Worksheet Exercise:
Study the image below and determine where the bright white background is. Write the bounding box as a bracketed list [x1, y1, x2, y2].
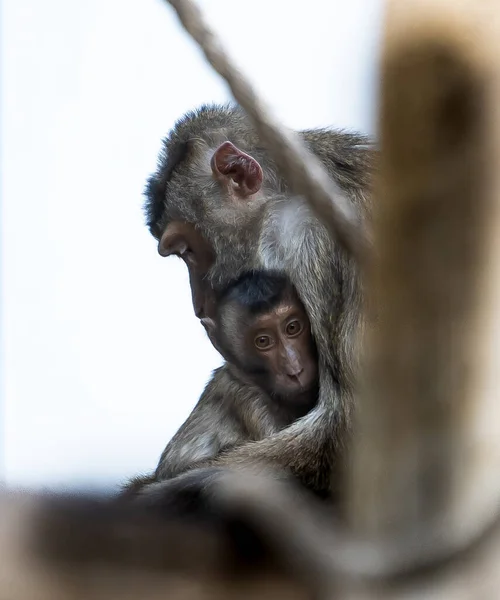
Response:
[0, 0, 383, 490]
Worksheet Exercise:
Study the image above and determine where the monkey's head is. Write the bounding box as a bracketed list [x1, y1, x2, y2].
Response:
[207, 271, 318, 403]
[144, 105, 283, 318]
[145, 105, 271, 236]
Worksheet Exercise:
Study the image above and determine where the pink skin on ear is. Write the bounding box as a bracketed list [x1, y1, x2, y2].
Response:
[211, 141, 263, 198]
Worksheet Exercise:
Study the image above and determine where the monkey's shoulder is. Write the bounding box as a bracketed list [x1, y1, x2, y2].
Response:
[258, 196, 337, 277]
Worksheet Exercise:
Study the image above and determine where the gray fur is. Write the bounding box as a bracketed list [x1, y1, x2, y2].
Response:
[155, 365, 281, 480]
[142, 104, 375, 496]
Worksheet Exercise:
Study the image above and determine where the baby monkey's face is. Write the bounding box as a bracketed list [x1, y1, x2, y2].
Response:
[203, 283, 319, 403]
[243, 299, 318, 400]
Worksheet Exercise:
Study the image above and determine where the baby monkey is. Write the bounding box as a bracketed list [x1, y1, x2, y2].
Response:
[149, 271, 319, 483]
[205, 270, 318, 419]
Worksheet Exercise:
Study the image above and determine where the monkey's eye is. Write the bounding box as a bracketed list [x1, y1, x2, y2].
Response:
[254, 335, 273, 350]
[285, 320, 302, 337]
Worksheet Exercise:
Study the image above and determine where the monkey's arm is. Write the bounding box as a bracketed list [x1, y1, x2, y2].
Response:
[154, 365, 251, 481]
[206, 363, 345, 492]
[123, 365, 280, 496]
[211, 411, 341, 495]
[141, 370, 344, 505]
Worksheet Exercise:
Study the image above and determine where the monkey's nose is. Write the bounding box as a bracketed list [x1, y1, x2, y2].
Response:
[286, 367, 303, 380]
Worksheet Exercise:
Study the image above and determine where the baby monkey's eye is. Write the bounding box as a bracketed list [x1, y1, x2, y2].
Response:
[254, 335, 273, 350]
[285, 320, 302, 336]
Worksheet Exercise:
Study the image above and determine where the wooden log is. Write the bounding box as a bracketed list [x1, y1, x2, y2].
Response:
[0, 485, 318, 600]
[348, 0, 500, 574]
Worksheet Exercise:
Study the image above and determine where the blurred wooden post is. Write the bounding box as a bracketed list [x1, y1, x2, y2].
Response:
[348, 0, 500, 574]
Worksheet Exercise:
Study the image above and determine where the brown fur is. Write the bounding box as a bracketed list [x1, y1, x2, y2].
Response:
[140, 106, 375, 497]
[2, 6, 496, 599]
[129, 273, 317, 487]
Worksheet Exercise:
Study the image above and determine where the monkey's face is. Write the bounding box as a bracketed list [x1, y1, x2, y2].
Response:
[156, 139, 271, 317]
[156, 135, 273, 279]
[243, 303, 318, 401]
[158, 222, 216, 320]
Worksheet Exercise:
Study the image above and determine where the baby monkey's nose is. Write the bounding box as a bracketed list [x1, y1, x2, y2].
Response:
[286, 367, 304, 380]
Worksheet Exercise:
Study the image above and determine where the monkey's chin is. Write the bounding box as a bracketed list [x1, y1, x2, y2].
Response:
[277, 382, 315, 400]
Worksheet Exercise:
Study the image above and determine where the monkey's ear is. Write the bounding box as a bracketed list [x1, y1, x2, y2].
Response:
[211, 141, 263, 197]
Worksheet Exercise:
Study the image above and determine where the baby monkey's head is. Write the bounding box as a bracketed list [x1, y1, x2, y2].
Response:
[203, 271, 318, 403]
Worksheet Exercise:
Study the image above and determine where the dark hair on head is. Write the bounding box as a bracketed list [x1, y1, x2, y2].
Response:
[218, 270, 294, 316]
[143, 103, 249, 237]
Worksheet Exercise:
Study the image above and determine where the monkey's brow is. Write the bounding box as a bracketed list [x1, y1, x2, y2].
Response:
[186, 136, 207, 145]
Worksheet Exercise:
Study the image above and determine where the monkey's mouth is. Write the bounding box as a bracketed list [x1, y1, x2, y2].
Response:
[279, 375, 314, 394]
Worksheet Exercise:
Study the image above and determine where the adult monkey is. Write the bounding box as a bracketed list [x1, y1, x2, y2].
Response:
[137, 104, 374, 500]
